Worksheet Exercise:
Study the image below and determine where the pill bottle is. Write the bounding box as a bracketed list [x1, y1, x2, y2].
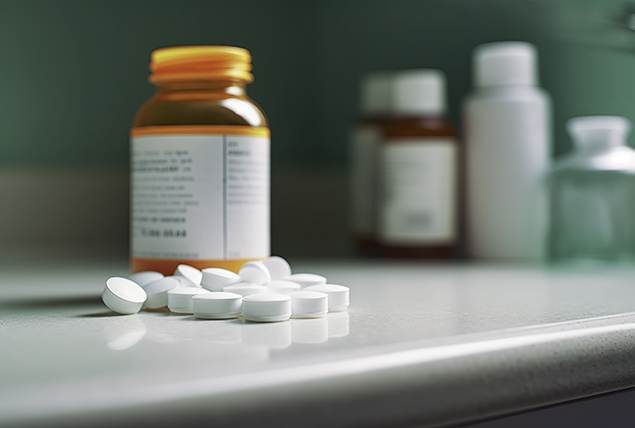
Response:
[377, 69, 458, 258]
[463, 42, 551, 261]
[550, 116, 635, 263]
[130, 46, 270, 275]
[350, 72, 392, 256]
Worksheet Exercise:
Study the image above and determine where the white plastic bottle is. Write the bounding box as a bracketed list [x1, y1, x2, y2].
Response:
[464, 41, 551, 260]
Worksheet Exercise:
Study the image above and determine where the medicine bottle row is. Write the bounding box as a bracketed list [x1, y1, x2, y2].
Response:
[350, 41, 551, 260]
[352, 41, 635, 264]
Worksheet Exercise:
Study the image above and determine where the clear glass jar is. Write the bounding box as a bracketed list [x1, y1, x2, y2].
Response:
[549, 116, 635, 263]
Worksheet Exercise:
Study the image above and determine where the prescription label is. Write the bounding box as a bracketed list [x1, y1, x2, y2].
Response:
[130, 126, 270, 261]
[379, 138, 457, 244]
[350, 125, 380, 235]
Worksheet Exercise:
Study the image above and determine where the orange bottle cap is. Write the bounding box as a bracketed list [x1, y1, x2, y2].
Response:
[149, 45, 254, 84]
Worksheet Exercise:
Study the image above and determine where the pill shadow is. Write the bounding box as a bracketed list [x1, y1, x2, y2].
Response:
[0, 295, 102, 310]
[183, 316, 244, 323]
[75, 310, 122, 318]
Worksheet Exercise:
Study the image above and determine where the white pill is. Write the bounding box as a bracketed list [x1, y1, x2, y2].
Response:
[238, 261, 271, 285]
[285, 273, 327, 288]
[263, 256, 292, 280]
[242, 293, 291, 323]
[265, 280, 301, 295]
[289, 291, 328, 318]
[143, 277, 181, 309]
[102, 277, 147, 315]
[304, 284, 350, 311]
[170, 275, 191, 288]
[201, 267, 241, 292]
[192, 292, 243, 319]
[173, 264, 203, 288]
[127, 271, 164, 287]
[223, 282, 267, 297]
[167, 287, 209, 314]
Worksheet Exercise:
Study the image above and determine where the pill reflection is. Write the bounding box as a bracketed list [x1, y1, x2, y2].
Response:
[103, 316, 147, 350]
[241, 321, 292, 349]
[291, 318, 328, 344]
[101, 310, 349, 354]
[327, 311, 350, 338]
[191, 321, 242, 345]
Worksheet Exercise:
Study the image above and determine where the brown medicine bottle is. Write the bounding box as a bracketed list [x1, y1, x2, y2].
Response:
[131, 46, 270, 275]
[350, 72, 392, 256]
[377, 69, 458, 258]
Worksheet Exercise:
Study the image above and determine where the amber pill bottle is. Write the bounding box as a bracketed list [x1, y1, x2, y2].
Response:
[130, 46, 270, 274]
[350, 72, 392, 256]
[377, 70, 458, 259]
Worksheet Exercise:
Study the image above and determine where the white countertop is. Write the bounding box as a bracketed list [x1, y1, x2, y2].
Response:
[2, 251, 635, 427]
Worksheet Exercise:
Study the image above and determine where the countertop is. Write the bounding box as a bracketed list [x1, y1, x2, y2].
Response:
[2, 251, 635, 427]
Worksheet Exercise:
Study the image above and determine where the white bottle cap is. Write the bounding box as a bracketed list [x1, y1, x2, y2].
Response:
[192, 292, 243, 319]
[567, 116, 631, 150]
[289, 291, 328, 318]
[474, 41, 538, 87]
[391, 69, 446, 116]
[359, 72, 393, 116]
[242, 293, 291, 322]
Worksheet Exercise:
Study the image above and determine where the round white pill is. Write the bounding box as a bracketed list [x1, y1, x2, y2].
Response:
[143, 277, 181, 309]
[289, 291, 328, 318]
[263, 256, 292, 280]
[201, 267, 241, 292]
[265, 280, 301, 295]
[173, 264, 203, 288]
[102, 277, 147, 315]
[127, 271, 164, 287]
[242, 293, 291, 322]
[238, 261, 271, 285]
[223, 282, 267, 297]
[192, 292, 243, 319]
[167, 287, 209, 314]
[286, 273, 327, 288]
[304, 284, 350, 311]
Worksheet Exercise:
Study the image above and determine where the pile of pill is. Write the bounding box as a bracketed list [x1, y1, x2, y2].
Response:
[101, 256, 349, 322]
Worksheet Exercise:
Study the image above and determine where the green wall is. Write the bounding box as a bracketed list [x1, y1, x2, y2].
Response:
[1, 0, 635, 168]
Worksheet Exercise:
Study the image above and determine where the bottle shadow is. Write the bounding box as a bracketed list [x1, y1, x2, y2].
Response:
[0, 295, 102, 310]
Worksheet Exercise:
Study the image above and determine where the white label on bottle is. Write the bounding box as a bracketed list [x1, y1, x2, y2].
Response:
[131, 134, 270, 260]
[350, 125, 380, 235]
[379, 138, 457, 244]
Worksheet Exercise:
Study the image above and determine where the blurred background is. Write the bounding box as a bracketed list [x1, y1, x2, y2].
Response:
[2, 0, 635, 258]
